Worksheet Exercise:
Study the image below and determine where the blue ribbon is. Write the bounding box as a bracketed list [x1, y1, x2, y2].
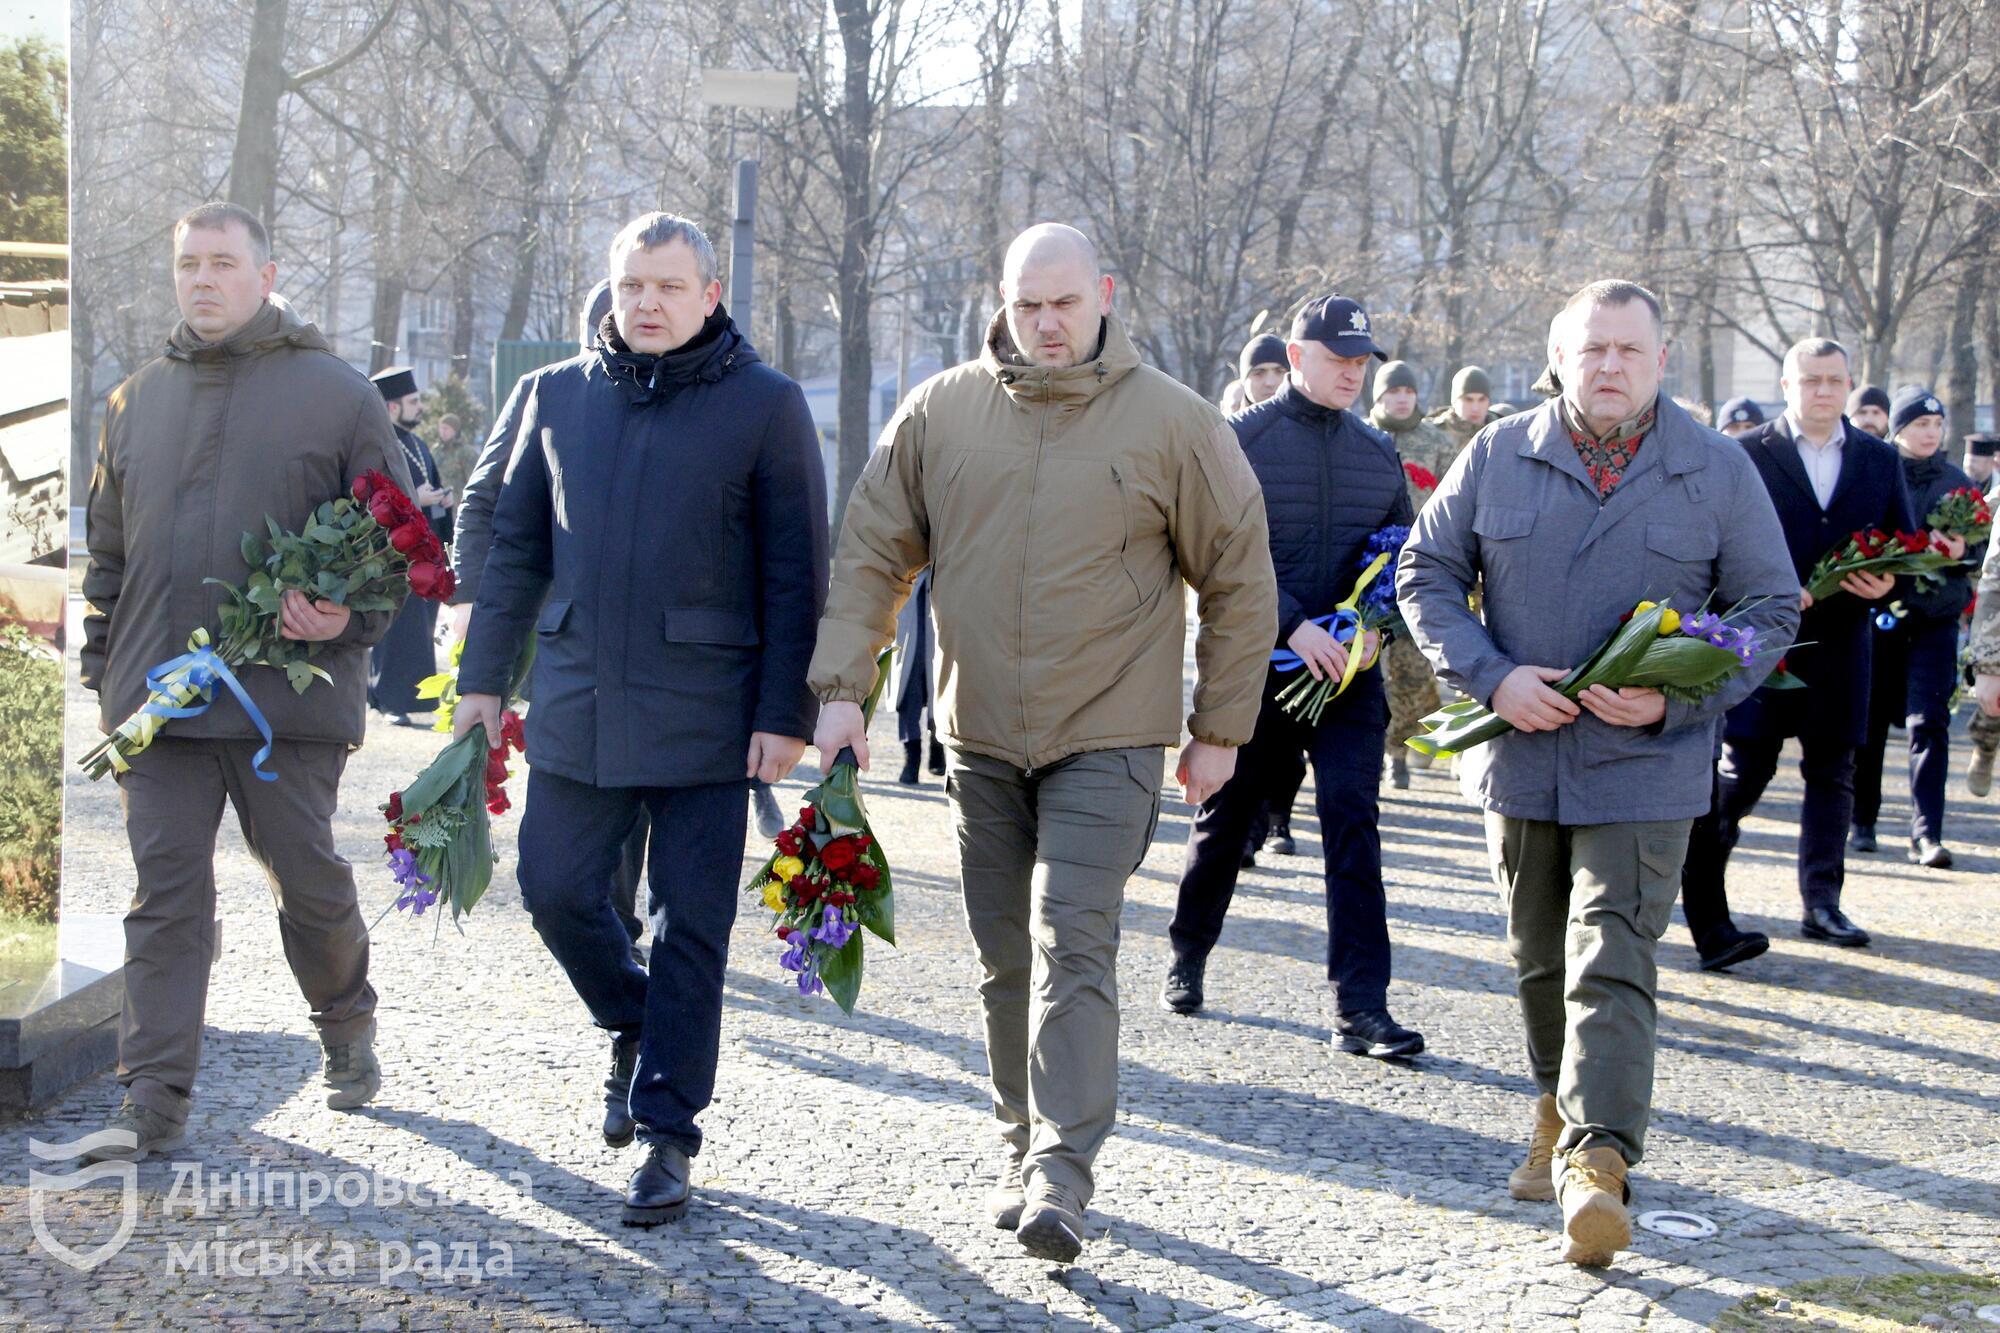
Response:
[1271, 611, 1360, 672]
[143, 646, 279, 781]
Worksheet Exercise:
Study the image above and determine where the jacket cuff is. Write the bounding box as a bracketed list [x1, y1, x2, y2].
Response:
[1187, 712, 1253, 749]
[1466, 655, 1517, 709]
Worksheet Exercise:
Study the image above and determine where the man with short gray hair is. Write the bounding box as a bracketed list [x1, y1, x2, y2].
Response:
[456, 211, 829, 1227]
[1399, 279, 1797, 1266]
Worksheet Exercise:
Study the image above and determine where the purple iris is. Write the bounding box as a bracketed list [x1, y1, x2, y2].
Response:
[1682, 612, 1721, 639]
[812, 905, 857, 949]
[778, 935, 825, 995]
[389, 848, 436, 914]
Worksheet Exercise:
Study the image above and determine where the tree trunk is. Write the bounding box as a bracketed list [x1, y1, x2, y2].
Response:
[831, 0, 878, 529]
[1945, 266, 1985, 453]
[226, 0, 289, 226]
[451, 259, 476, 379]
[369, 275, 405, 374]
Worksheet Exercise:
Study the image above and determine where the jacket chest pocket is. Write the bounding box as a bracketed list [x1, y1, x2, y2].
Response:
[1473, 503, 1538, 602]
[1040, 457, 1146, 611]
[1643, 522, 1719, 607]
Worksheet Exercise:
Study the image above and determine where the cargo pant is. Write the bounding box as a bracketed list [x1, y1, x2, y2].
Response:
[948, 746, 1163, 1209]
[1486, 813, 1691, 1165]
[115, 736, 377, 1124]
[1384, 635, 1441, 753]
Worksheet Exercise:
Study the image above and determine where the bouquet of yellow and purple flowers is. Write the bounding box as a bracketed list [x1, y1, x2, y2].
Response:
[1407, 597, 1798, 757]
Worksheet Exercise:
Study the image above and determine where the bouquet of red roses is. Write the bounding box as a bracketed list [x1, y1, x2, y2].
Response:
[1804, 528, 1955, 603]
[1928, 487, 1992, 546]
[375, 636, 534, 928]
[79, 470, 454, 781]
[747, 649, 895, 1014]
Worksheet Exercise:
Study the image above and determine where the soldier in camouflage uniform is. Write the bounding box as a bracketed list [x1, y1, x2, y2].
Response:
[1425, 365, 1495, 454]
[1967, 502, 2000, 795]
[1369, 360, 1459, 787]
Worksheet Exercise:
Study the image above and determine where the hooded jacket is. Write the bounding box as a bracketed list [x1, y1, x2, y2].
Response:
[808, 310, 1277, 770]
[81, 299, 413, 745]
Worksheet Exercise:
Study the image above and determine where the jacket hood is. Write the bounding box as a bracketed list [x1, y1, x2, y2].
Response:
[593, 305, 757, 401]
[981, 308, 1140, 408]
[166, 298, 329, 361]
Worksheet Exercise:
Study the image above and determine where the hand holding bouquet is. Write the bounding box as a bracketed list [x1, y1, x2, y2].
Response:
[1407, 597, 1797, 756]
[80, 470, 454, 781]
[1927, 487, 1991, 547]
[1804, 528, 1955, 603]
[374, 636, 534, 930]
[1273, 525, 1407, 725]
[748, 649, 895, 1014]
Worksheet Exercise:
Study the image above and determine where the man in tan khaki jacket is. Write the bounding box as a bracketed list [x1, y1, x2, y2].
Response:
[809, 224, 1276, 1264]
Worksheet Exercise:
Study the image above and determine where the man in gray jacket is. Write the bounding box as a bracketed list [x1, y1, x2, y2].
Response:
[1398, 280, 1797, 1266]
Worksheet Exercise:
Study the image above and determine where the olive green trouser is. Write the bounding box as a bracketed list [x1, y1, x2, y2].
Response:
[115, 736, 377, 1124]
[1485, 812, 1690, 1165]
[947, 746, 1164, 1209]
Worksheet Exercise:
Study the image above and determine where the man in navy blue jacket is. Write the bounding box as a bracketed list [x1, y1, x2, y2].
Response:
[456, 213, 828, 1226]
[1160, 295, 1424, 1060]
[1682, 338, 1915, 952]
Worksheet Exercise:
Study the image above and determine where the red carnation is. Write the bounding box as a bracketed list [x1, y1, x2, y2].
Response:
[500, 710, 526, 752]
[384, 791, 403, 822]
[820, 837, 859, 875]
[850, 863, 880, 890]
[486, 750, 510, 782]
[776, 925, 796, 940]
[487, 790, 511, 815]
[1403, 461, 1439, 492]
[793, 874, 822, 904]
[827, 889, 856, 907]
[384, 829, 404, 853]
[774, 829, 802, 856]
[798, 804, 817, 826]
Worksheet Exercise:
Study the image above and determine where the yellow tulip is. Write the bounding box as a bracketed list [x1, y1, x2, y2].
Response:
[1657, 608, 1681, 636]
[761, 880, 785, 913]
[771, 855, 805, 882]
[1634, 600, 1657, 614]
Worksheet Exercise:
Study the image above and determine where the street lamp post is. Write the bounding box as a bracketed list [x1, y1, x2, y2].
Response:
[698, 69, 801, 340]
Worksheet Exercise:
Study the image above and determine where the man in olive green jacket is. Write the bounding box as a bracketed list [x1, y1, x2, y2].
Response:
[80, 204, 412, 1162]
[809, 224, 1276, 1264]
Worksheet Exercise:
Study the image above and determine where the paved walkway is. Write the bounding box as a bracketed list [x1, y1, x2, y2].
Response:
[4, 617, 1998, 1330]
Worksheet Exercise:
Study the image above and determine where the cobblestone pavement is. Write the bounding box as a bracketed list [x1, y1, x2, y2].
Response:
[4, 609, 1997, 1330]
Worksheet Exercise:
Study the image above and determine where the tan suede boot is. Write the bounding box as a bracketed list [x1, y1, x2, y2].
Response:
[1506, 1093, 1562, 1201]
[1555, 1145, 1631, 1266]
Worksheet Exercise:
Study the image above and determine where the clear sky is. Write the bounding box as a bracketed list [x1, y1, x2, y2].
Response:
[0, 0, 65, 46]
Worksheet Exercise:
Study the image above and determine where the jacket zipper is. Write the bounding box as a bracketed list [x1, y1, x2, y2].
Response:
[1018, 375, 1050, 773]
[1318, 414, 1333, 617]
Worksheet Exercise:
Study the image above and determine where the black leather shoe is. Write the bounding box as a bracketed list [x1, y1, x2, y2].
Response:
[1160, 954, 1205, 1014]
[1848, 825, 1878, 853]
[1336, 1009, 1425, 1059]
[1801, 906, 1870, 947]
[1909, 837, 1954, 869]
[897, 741, 922, 785]
[927, 738, 947, 776]
[1266, 821, 1297, 857]
[603, 1036, 639, 1147]
[1695, 924, 1770, 972]
[622, 1142, 691, 1226]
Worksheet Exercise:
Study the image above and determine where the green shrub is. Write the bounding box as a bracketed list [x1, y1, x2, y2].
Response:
[0, 625, 61, 923]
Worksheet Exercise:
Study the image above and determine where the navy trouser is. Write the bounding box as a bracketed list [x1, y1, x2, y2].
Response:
[1855, 613, 1958, 842]
[1172, 671, 1393, 1015]
[1685, 730, 1855, 912]
[516, 768, 747, 1156]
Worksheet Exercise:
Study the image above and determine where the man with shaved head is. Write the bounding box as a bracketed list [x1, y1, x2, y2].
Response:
[810, 221, 1277, 1264]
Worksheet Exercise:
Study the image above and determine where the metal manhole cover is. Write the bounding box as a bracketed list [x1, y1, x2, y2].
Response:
[1636, 1210, 1717, 1240]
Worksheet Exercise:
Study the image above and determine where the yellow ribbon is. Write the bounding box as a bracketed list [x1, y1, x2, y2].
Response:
[1330, 550, 1393, 699]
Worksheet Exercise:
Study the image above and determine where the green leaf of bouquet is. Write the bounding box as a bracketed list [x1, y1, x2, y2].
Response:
[862, 884, 895, 946]
[817, 933, 864, 1016]
[284, 659, 317, 694]
[450, 805, 493, 922]
[241, 533, 267, 567]
[415, 673, 454, 700]
[401, 729, 487, 816]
